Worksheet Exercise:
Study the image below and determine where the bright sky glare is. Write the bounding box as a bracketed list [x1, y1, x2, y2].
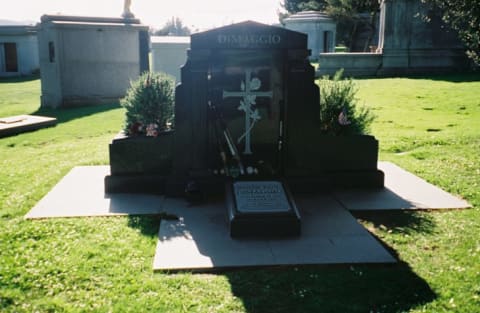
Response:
[3, 0, 284, 31]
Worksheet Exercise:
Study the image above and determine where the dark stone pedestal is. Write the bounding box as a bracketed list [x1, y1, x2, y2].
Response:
[104, 131, 173, 194]
[285, 135, 384, 191]
[226, 180, 301, 238]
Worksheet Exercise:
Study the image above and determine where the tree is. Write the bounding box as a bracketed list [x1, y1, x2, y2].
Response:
[283, 0, 327, 13]
[325, 0, 380, 51]
[422, 0, 480, 65]
[283, 0, 380, 51]
[153, 17, 191, 36]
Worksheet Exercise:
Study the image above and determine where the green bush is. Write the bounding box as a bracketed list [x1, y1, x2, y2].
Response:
[319, 69, 374, 135]
[121, 72, 175, 136]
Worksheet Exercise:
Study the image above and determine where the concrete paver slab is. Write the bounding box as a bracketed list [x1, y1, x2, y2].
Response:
[153, 195, 396, 271]
[25, 162, 471, 270]
[25, 166, 165, 219]
[334, 162, 471, 211]
[0, 115, 57, 138]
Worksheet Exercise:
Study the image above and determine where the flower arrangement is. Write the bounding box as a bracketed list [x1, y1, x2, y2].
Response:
[318, 69, 374, 135]
[121, 72, 175, 137]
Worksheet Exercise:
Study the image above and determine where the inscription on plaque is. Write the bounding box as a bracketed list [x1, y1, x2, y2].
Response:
[233, 181, 290, 213]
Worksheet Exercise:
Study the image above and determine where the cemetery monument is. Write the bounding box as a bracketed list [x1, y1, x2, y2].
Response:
[106, 21, 383, 237]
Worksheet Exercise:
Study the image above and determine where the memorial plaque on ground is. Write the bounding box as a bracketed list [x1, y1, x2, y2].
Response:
[226, 180, 301, 238]
[234, 181, 290, 213]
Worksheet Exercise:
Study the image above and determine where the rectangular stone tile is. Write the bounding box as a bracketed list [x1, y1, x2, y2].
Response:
[155, 206, 274, 270]
[153, 194, 395, 271]
[0, 115, 57, 138]
[25, 166, 165, 219]
[334, 162, 471, 211]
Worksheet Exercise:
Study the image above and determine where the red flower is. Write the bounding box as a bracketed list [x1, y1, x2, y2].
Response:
[146, 123, 159, 137]
[129, 122, 143, 135]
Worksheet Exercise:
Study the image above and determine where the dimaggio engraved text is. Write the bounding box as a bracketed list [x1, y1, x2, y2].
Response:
[217, 34, 281, 45]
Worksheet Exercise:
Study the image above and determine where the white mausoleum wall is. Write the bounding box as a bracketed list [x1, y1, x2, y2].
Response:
[0, 26, 39, 77]
[151, 36, 190, 82]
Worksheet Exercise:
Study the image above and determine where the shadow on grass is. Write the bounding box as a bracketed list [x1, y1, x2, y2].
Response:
[225, 262, 436, 313]
[31, 102, 121, 125]
[354, 71, 480, 83]
[224, 211, 437, 312]
[124, 199, 437, 312]
[395, 72, 480, 83]
[0, 74, 40, 83]
[127, 215, 163, 238]
[127, 213, 182, 238]
[136, 208, 437, 313]
[419, 72, 480, 83]
[352, 210, 436, 235]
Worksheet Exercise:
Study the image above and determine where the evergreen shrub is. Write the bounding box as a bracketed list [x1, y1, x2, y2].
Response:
[121, 72, 175, 136]
[319, 69, 374, 135]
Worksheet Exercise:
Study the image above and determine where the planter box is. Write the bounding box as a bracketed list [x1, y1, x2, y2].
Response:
[109, 131, 173, 175]
[105, 131, 174, 193]
[105, 132, 384, 194]
[285, 135, 384, 190]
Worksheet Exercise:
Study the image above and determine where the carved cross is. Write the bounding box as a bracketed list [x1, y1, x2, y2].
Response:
[222, 69, 273, 155]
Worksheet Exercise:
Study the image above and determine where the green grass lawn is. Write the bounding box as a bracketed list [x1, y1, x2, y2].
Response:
[1, 74, 479, 312]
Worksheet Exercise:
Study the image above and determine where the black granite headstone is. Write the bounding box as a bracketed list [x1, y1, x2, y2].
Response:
[170, 21, 317, 236]
[106, 21, 383, 204]
[171, 21, 320, 193]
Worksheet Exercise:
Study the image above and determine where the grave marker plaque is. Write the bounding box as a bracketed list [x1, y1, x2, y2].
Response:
[234, 181, 290, 213]
[226, 180, 301, 237]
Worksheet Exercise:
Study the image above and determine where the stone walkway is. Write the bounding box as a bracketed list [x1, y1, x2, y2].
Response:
[25, 162, 471, 271]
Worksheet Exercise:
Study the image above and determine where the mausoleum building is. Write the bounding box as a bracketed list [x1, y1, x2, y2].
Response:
[151, 36, 190, 82]
[38, 15, 149, 108]
[283, 11, 336, 60]
[0, 25, 39, 77]
[318, 0, 471, 76]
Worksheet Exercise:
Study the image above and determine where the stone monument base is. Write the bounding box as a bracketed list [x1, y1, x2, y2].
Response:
[0, 115, 57, 138]
[225, 180, 301, 238]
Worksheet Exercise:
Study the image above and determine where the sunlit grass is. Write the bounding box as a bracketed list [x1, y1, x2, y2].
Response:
[1, 74, 479, 312]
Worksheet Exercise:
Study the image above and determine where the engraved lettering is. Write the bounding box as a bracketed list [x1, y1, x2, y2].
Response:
[217, 34, 282, 46]
[234, 181, 290, 213]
